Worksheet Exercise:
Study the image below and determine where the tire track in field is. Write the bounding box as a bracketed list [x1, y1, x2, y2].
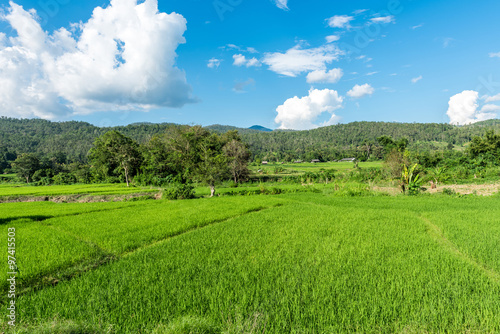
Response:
[1, 203, 143, 226]
[5, 204, 283, 301]
[121, 204, 283, 258]
[419, 215, 500, 283]
[1, 207, 135, 301]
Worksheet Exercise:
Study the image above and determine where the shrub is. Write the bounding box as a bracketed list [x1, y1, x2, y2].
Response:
[442, 188, 457, 196]
[52, 172, 77, 185]
[163, 183, 195, 200]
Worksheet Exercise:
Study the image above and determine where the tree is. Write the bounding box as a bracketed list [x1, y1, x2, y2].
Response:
[89, 131, 142, 186]
[469, 130, 500, 159]
[195, 134, 229, 197]
[223, 139, 250, 184]
[361, 140, 374, 160]
[12, 154, 40, 183]
[161, 125, 211, 182]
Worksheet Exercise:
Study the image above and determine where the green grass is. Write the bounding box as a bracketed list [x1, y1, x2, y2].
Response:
[0, 197, 283, 298]
[249, 161, 382, 176]
[4, 193, 500, 333]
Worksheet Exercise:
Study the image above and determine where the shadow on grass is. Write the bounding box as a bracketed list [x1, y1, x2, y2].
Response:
[0, 215, 53, 225]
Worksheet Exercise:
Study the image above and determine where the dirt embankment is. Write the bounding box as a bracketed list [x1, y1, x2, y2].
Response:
[373, 182, 500, 196]
[0, 192, 162, 204]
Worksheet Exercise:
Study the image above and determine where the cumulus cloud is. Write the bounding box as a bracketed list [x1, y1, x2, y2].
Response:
[0, 0, 193, 120]
[446, 90, 498, 125]
[275, 88, 343, 130]
[306, 68, 343, 84]
[347, 84, 374, 99]
[233, 54, 261, 67]
[325, 35, 340, 43]
[207, 58, 221, 68]
[370, 16, 395, 24]
[485, 93, 500, 103]
[273, 0, 289, 10]
[327, 15, 354, 29]
[480, 104, 500, 113]
[263, 44, 341, 77]
[411, 75, 423, 83]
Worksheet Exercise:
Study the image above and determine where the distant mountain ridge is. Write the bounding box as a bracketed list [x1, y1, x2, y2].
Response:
[248, 125, 273, 132]
[1, 117, 499, 161]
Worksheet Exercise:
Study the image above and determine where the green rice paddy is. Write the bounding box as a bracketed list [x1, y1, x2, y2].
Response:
[1, 189, 499, 333]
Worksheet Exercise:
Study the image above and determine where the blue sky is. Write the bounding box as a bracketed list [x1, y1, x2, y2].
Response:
[0, 0, 499, 129]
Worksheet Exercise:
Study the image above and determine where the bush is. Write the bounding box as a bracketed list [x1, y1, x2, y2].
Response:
[103, 176, 121, 184]
[442, 188, 457, 196]
[134, 173, 174, 187]
[53, 172, 77, 185]
[163, 183, 195, 200]
[36, 176, 53, 186]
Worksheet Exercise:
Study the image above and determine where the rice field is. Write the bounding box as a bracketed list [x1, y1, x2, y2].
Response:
[1, 191, 500, 333]
[250, 161, 382, 175]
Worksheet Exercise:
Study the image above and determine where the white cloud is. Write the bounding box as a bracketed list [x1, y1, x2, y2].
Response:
[489, 52, 500, 58]
[327, 15, 354, 29]
[347, 84, 374, 99]
[411, 75, 423, 83]
[353, 9, 368, 15]
[246, 58, 261, 67]
[306, 68, 343, 84]
[370, 16, 395, 24]
[325, 35, 340, 43]
[233, 54, 261, 67]
[0, 0, 193, 120]
[366, 71, 379, 76]
[446, 90, 498, 125]
[233, 54, 247, 66]
[480, 104, 500, 113]
[263, 44, 341, 77]
[207, 58, 221, 69]
[273, 0, 289, 10]
[485, 93, 500, 103]
[411, 24, 424, 30]
[223, 44, 258, 54]
[275, 88, 343, 130]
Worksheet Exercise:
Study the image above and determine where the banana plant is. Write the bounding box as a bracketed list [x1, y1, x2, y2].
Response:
[401, 163, 423, 195]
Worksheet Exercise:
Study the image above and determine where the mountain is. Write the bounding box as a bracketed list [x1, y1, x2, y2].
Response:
[1, 117, 500, 162]
[248, 125, 273, 132]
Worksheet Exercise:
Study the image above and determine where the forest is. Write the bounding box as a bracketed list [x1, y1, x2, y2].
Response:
[1, 117, 500, 195]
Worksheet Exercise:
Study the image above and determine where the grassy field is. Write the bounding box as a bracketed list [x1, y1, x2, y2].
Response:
[249, 161, 382, 175]
[1, 191, 499, 333]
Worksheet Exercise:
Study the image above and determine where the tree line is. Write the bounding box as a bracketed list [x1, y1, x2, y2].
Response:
[2, 117, 500, 164]
[7, 126, 250, 197]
